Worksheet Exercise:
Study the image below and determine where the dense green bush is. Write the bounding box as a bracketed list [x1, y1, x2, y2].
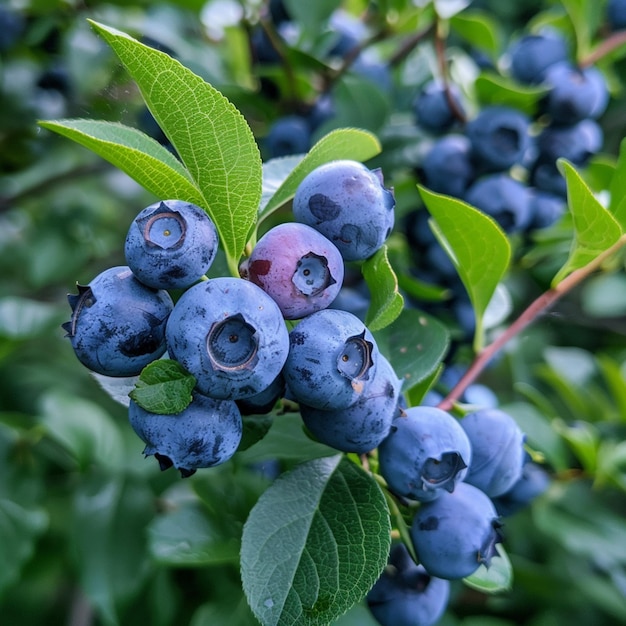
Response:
[1, 1, 625, 625]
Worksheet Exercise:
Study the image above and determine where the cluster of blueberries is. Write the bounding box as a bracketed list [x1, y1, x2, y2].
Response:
[63, 159, 395, 476]
[64, 155, 550, 626]
[404, 24, 612, 340]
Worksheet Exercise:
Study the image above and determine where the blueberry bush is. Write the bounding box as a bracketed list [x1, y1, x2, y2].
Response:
[2, 1, 626, 625]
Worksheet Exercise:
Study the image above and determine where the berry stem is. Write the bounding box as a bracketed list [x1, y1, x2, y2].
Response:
[438, 234, 626, 411]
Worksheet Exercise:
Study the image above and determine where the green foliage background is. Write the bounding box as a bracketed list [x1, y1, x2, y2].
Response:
[1, 0, 625, 625]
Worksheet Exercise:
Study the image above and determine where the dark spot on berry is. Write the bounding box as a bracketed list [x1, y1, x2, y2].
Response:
[419, 516, 440, 531]
[309, 193, 341, 222]
[250, 259, 272, 276]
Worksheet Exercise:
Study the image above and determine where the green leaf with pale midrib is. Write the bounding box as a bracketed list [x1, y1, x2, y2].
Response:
[259, 128, 382, 222]
[38, 120, 204, 205]
[417, 185, 511, 351]
[241, 455, 390, 626]
[552, 159, 623, 286]
[88, 20, 262, 267]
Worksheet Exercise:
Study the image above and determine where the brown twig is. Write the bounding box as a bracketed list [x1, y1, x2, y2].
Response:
[438, 234, 626, 411]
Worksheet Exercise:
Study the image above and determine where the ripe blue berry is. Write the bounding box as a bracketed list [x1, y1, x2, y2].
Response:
[129, 391, 242, 477]
[465, 174, 534, 233]
[367, 543, 450, 626]
[460, 408, 526, 497]
[63, 266, 173, 377]
[507, 30, 569, 84]
[299, 354, 402, 454]
[378, 406, 472, 502]
[413, 80, 465, 134]
[543, 62, 609, 124]
[466, 106, 531, 172]
[492, 458, 551, 517]
[124, 199, 219, 290]
[165, 277, 290, 400]
[283, 308, 380, 411]
[410, 481, 502, 580]
[421, 134, 475, 198]
[293, 160, 395, 262]
[243, 222, 344, 320]
[265, 115, 311, 158]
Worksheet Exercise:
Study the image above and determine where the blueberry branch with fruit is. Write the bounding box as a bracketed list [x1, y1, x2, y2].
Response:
[38, 4, 626, 625]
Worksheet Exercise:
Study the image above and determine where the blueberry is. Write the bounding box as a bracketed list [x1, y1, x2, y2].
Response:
[165, 277, 290, 400]
[243, 222, 344, 320]
[124, 200, 219, 290]
[528, 189, 567, 229]
[460, 408, 526, 497]
[283, 308, 380, 410]
[236, 373, 285, 416]
[367, 543, 450, 626]
[63, 266, 173, 377]
[410, 481, 502, 580]
[464, 173, 534, 233]
[306, 93, 336, 132]
[129, 391, 242, 476]
[265, 115, 312, 158]
[327, 9, 367, 57]
[462, 383, 499, 409]
[536, 118, 603, 165]
[466, 106, 531, 171]
[421, 134, 475, 198]
[492, 458, 551, 516]
[300, 354, 402, 454]
[507, 29, 569, 84]
[378, 406, 472, 502]
[543, 62, 609, 124]
[351, 52, 393, 92]
[413, 80, 465, 134]
[293, 160, 395, 262]
[0, 6, 25, 53]
[608, 0, 626, 30]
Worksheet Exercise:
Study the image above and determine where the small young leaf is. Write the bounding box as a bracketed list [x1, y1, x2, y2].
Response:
[241, 455, 391, 626]
[88, 21, 262, 267]
[552, 160, 623, 286]
[418, 185, 511, 351]
[129, 360, 196, 415]
[259, 128, 382, 221]
[362, 245, 404, 332]
[450, 10, 501, 58]
[373, 308, 450, 394]
[463, 544, 513, 593]
[38, 120, 204, 206]
[474, 72, 550, 116]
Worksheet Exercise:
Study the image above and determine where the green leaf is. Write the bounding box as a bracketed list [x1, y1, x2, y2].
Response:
[552, 160, 623, 286]
[374, 308, 450, 394]
[362, 246, 404, 332]
[553, 419, 599, 473]
[533, 480, 626, 564]
[284, 0, 341, 36]
[72, 475, 154, 626]
[241, 455, 391, 626]
[88, 20, 262, 267]
[608, 137, 626, 230]
[236, 413, 337, 464]
[0, 499, 48, 595]
[148, 499, 239, 566]
[316, 74, 391, 135]
[0, 296, 64, 340]
[449, 10, 501, 57]
[418, 185, 511, 350]
[474, 73, 550, 116]
[129, 359, 196, 415]
[260, 128, 382, 222]
[463, 544, 513, 594]
[38, 120, 204, 206]
[260, 156, 305, 214]
[39, 390, 125, 472]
